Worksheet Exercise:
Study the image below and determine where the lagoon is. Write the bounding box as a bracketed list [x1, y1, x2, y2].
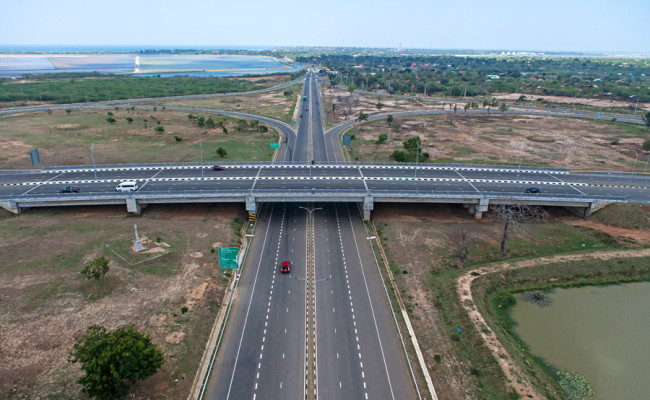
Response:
[510, 281, 650, 399]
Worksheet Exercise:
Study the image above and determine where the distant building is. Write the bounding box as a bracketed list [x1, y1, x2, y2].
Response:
[486, 74, 500, 80]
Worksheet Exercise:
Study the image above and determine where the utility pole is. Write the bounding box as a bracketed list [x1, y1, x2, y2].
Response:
[414, 142, 420, 178]
[516, 144, 525, 182]
[200, 141, 204, 178]
[628, 150, 638, 186]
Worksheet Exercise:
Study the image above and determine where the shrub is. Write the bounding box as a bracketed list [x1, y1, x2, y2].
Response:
[154, 126, 164, 133]
[80, 256, 110, 280]
[643, 139, 650, 151]
[181, 306, 188, 314]
[174, 136, 183, 142]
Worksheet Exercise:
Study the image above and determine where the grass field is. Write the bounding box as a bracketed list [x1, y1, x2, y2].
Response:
[0, 73, 299, 107]
[142, 82, 304, 124]
[0, 108, 279, 168]
[0, 204, 246, 398]
[371, 203, 650, 399]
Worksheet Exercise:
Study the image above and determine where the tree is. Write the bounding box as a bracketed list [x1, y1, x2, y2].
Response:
[490, 204, 547, 256]
[643, 139, 650, 151]
[69, 325, 164, 400]
[402, 136, 421, 152]
[80, 256, 110, 280]
[642, 111, 650, 130]
[331, 103, 336, 117]
[222, 127, 228, 134]
[154, 126, 164, 133]
[257, 125, 269, 133]
[386, 114, 394, 127]
[376, 133, 388, 144]
[105, 117, 116, 124]
[456, 229, 470, 265]
[125, 117, 133, 124]
[375, 101, 384, 111]
[500, 102, 508, 113]
[66, 109, 71, 114]
[107, 111, 113, 117]
[205, 117, 216, 129]
[357, 110, 369, 122]
[216, 147, 227, 158]
[196, 116, 205, 128]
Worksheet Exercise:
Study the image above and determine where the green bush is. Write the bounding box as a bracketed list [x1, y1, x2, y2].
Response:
[80, 256, 110, 280]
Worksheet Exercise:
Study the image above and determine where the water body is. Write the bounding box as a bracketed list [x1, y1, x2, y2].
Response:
[0, 54, 298, 77]
[510, 282, 650, 399]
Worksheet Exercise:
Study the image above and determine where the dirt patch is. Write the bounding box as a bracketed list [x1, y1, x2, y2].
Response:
[346, 113, 647, 170]
[0, 203, 244, 398]
[495, 92, 649, 111]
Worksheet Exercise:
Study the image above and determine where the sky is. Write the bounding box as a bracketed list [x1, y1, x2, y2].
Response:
[1, 0, 649, 53]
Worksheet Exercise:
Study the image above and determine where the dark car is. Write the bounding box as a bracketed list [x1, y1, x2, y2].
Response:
[58, 186, 80, 193]
[281, 260, 291, 273]
[525, 187, 541, 194]
[212, 165, 225, 171]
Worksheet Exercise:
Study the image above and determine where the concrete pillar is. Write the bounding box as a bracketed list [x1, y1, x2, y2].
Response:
[0, 200, 21, 214]
[363, 196, 374, 221]
[467, 204, 475, 214]
[474, 198, 489, 220]
[246, 196, 257, 218]
[126, 198, 141, 214]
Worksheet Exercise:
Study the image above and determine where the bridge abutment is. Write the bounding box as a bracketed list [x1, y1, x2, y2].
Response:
[474, 198, 490, 219]
[0, 200, 21, 214]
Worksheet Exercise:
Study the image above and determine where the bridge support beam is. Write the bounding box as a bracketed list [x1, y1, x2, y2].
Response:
[0, 200, 21, 214]
[363, 196, 374, 221]
[474, 198, 489, 220]
[126, 198, 141, 214]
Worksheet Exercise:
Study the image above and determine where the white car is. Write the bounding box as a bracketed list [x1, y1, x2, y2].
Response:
[115, 181, 139, 192]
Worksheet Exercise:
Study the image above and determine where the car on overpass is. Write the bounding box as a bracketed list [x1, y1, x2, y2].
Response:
[115, 181, 139, 192]
[58, 186, 80, 193]
[525, 187, 541, 194]
[212, 165, 225, 171]
[281, 260, 291, 273]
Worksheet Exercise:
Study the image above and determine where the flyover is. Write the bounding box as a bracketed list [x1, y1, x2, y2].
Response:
[1, 163, 647, 218]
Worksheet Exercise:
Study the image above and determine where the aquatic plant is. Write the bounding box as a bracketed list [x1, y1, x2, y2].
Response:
[519, 290, 552, 307]
[556, 370, 594, 400]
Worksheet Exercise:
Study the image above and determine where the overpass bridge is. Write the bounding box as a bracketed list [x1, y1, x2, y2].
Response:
[1, 162, 646, 219]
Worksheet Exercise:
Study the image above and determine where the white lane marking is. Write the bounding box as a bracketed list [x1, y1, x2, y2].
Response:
[19, 172, 65, 195]
[345, 203, 397, 399]
[138, 168, 164, 190]
[547, 171, 588, 195]
[453, 169, 480, 192]
[226, 204, 276, 400]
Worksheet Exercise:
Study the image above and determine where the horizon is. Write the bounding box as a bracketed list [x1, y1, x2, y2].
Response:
[2, 0, 649, 54]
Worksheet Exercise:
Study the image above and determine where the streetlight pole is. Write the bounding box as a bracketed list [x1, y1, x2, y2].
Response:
[90, 144, 97, 180]
[645, 153, 649, 173]
[414, 142, 420, 178]
[200, 141, 204, 178]
[516, 144, 524, 182]
[628, 150, 638, 186]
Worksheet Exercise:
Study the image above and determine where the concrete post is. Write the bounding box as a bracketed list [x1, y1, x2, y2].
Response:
[474, 198, 489, 219]
[126, 198, 141, 214]
[584, 202, 610, 218]
[0, 200, 21, 214]
[363, 196, 374, 221]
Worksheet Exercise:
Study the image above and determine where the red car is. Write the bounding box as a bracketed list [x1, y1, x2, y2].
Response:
[212, 165, 225, 171]
[281, 260, 291, 273]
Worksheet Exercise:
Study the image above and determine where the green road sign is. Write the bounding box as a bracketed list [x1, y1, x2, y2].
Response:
[219, 247, 239, 269]
[270, 142, 280, 149]
[290, 121, 297, 125]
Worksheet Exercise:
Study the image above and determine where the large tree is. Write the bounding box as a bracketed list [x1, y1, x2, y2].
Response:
[69, 325, 164, 399]
[490, 204, 547, 256]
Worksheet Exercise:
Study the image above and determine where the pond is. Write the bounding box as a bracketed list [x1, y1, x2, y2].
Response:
[510, 281, 650, 399]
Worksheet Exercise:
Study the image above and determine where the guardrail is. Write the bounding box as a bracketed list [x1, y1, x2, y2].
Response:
[1, 188, 626, 203]
[20, 161, 570, 173]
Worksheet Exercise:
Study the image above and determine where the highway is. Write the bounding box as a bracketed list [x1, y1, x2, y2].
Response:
[1, 71, 649, 400]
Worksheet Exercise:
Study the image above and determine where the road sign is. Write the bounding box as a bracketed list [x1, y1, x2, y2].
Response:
[342, 135, 352, 146]
[219, 247, 239, 269]
[249, 213, 256, 221]
[290, 121, 297, 125]
[270, 142, 280, 149]
[30, 149, 40, 166]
